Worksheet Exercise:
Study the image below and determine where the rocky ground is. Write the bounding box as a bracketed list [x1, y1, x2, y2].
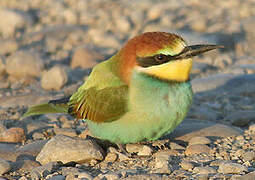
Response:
[0, 0, 254, 179]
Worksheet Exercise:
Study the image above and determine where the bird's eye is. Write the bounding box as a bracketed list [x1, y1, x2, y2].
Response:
[154, 54, 167, 62]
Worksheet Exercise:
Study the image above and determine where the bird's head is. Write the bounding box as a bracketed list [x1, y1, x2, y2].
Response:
[117, 32, 223, 83]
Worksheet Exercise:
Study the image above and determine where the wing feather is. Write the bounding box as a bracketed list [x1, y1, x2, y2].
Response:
[69, 85, 128, 123]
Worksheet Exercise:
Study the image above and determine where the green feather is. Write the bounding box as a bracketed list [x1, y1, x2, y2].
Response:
[23, 103, 68, 117]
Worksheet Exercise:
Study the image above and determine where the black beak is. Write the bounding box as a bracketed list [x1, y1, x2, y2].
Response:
[173, 44, 224, 60]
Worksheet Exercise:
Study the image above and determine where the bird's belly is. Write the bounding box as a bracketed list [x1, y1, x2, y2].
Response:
[87, 73, 192, 144]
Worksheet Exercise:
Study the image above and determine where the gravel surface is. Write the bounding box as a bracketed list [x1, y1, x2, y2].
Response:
[0, 0, 254, 179]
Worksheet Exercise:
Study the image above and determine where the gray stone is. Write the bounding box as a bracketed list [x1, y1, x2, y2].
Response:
[126, 144, 153, 156]
[153, 149, 179, 157]
[191, 73, 235, 93]
[36, 135, 104, 165]
[185, 144, 211, 156]
[137, 145, 153, 156]
[192, 74, 255, 96]
[189, 106, 219, 121]
[11, 159, 40, 172]
[152, 150, 171, 174]
[45, 175, 65, 180]
[167, 119, 242, 142]
[234, 171, 255, 180]
[104, 152, 118, 163]
[242, 151, 255, 162]
[97, 173, 119, 180]
[0, 143, 19, 161]
[6, 51, 44, 78]
[193, 166, 217, 174]
[218, 163, 248, 174]
[77, 172, 93, 179]
[224, 111, 255, 127]
[30, 162, 62, 180]
[0, 8, 33, 37]
[0, 158, 11, 175]
[41, 66, 68, 91]
[189, 136, 211, 145]
[180, 161, 194, 171]
[54, 128, 77, 137]
[16, 140, 48, 160]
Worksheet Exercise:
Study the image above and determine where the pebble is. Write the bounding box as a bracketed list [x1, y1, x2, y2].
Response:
[248, 124, 255, 131]
[153, 150, 171, 174]
[97, 173, 119, 180]
[54, 128, 77, 137]
[12, 159, 41, 172]
[104, 152, 118, 163]
[137, 145, 153, 156]
[77, 172, 93, 179]
[0, 127, 26, 143]
[41, 66, 68, 90]
[126, 144, 152, 156]
[0, 158, 11, 175]
[153, 149, 179, 157]
[46, 175, 65, 180]
[6, 51, 44, 78]
[218, 163, 248, 174]
[36, 135, 104, 165]
[0, 8, 32, 37]
[30, 162, 62, 180]
[234, 171, 255, 180]
[189, 136, 211, 145]
[71, 46, 102, 69]
[114, 16, 131, 33]
[153, 156, 171, 174]
[169, 142, 185, 150]
[180, 161, 194, 171]
[0, 40, 18, 55]
[193, 166, 217, 174]
[242, 151, 255, 162]
[185, 144, 211, 156]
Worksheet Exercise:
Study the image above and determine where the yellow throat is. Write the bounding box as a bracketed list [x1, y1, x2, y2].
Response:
[135, 58, 192, 82]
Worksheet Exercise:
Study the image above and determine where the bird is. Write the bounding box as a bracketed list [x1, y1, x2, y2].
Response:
[24, 32, 222, 145]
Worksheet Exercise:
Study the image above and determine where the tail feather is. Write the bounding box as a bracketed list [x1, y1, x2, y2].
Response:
[23, 101, 69, 118]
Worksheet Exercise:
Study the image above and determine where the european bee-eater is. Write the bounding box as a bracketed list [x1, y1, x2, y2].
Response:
[24, 32, 222, 144]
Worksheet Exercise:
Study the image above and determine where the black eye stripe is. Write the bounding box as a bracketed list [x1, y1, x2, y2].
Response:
[137, 54, 175, 68]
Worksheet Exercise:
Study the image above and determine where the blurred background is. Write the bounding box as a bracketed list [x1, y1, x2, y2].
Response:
[0, 0, 254, 127]
[0, 0, 254, 178]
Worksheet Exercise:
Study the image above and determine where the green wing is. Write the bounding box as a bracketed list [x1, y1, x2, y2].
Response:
[69, 85, 128, 122]
[68, 56, 129, 123]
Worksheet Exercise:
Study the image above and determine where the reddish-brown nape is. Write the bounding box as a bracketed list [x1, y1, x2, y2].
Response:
[117, 32, 184, 84]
